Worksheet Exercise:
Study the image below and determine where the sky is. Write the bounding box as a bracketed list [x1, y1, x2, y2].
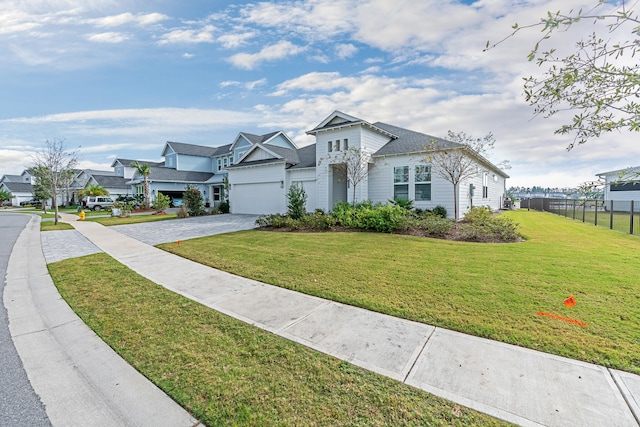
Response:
[1, 0, 638, 188]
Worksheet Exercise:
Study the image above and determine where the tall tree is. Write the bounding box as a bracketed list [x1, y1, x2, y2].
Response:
[423, 131, 506, 221]
[29, 140, 79, 224]
[486, 1, 640, 148]
[130, 161, 151, 209]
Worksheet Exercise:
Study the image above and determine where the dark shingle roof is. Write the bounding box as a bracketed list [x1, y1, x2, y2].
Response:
[165, 141, 218, 157]
[239, 131, 280, 145]
[2, 182, 33, 192]
[373, 122, 460, 157]
[91, 175, 130, 189]
[212, 144, 232, 156]
[0, 174, 23, 183]
[289, 144, 316, 169]
[131, 167, 214, 183]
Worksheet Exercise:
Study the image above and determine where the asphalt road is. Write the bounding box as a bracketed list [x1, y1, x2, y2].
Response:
[0, 214, 51, 427]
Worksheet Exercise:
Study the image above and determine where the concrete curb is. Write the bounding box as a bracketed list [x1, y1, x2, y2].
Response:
[4, 215, 199, 427]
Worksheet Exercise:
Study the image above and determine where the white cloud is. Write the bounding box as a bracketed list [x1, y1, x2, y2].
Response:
[87, 12, 168, 27]
[219, 78, 267, 90]
[335, 43, 357, 59]
[217, 31, 256, 49]
[228, 40, 306, 69]
[86, 31, 129, 43]
[158, 25, 216, 44]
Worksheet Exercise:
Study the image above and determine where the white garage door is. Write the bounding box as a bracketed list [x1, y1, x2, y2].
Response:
[232, 182, 283, 215]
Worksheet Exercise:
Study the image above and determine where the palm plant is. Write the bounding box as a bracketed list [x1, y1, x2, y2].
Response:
[79, 184, 109, 199]
[130, 161, 151, 209]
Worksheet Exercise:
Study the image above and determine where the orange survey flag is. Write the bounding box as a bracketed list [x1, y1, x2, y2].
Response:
[564, 295, 576, 307]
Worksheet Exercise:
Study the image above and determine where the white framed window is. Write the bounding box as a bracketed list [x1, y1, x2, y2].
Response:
[213, 186, 221, 202]
[335, 140, 341, 151]
[217, 159, 223, 171]
[393, 166, 409, 200]
[328, 141, 333, 152]
[344, 138, 349, 150]
[415, 165, 431, 201]
[223, 157, 228, 168]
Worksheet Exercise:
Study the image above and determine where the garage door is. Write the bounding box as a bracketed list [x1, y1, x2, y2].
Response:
[232, 182, 284, 215]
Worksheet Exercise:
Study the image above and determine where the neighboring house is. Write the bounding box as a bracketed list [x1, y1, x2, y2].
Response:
[1, 171, 34, 206]
[68, 169, 115, 203]
[0, 181, 33, 206]
[596, 166, 640, 209]
[227, 111, 509, 218]
[85, 174, 131, 199]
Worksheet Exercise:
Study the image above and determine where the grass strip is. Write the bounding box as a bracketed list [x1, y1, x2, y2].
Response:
[40, 221, 74, 231]
[158, 210, 640, 374]
[49, 253, 506, 427]
[86, 213, 178, 226]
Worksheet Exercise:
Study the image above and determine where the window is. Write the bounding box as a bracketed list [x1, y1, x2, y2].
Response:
[343, 138, 349, 150]
[213, 186, 221, 201]
[328, 141, 333, 152]
[415, 165, 431, 201]
[482, 172, 489, 198]
[236, 150, 246, 162]
[223, 157, 228, 168]
[335, 140, 341, 151]
[228, 155, 233, 166]
[393, 166, 409, 199]
[217, 159, 223, 171]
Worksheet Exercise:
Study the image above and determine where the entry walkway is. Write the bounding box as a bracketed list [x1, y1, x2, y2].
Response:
[10, 212, 640, 426]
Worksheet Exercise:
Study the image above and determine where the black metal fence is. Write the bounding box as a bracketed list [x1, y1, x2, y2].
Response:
[521, 198, 640, 235]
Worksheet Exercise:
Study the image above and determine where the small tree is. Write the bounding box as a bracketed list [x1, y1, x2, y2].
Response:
[152, 192, 171, 213]
[287, 183, 307, 219]
[183, 185, 205, 216]
[423, 131, 507, 221]
[0, 189, 12, 205]
[130, 161, 151, 209]
[29, 139, 79, 224]
[331, 147, 371, 207]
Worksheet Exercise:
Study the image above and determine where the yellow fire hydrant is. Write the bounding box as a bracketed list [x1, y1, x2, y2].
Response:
[79, 210, 85, 221]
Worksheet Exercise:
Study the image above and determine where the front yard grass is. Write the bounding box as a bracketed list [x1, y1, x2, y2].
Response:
[49, 253, 505, 427]
[159, 210, 640, 374]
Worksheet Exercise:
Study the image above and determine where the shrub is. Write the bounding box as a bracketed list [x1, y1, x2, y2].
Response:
[463, 206, 493, 225]
[183, 185, 205, 216]
[389, 197, 414, 210]
[176, 205, 189, 218]
[256, 214, 298, 229]
[416, 214, 454, 237]
[457, 207, 522, 242]
[299, 212, 337, 230]
[432, 205, 447, 219]
[287, 184, 307, 220]
[218, 200, 230, 214]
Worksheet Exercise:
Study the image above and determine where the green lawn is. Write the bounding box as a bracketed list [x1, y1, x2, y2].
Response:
[49, 254, 505, 427]
[158, 210, 640, 374]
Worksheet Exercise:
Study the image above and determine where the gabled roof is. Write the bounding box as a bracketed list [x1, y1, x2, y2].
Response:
[306, 110, 398, 139]
[162, 141, 218, 157]
[1, 182, 33, 192]
[1, 174, 23, 183]
[230, 131, 283, 151]
[230, 142, 301, 169]
[89, 175, 130, 189]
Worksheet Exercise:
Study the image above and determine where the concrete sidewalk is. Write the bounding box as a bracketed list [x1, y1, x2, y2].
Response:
[4, 216, 199, 427]
[18, 212, 640, 426]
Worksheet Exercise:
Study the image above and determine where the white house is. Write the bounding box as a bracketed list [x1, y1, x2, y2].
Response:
[1, 171, 34, 206]
[227, 111, 509, 218]
[596, 166, 640, 209]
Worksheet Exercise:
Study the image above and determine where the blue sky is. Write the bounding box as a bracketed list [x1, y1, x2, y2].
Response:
[1, 0, 637, 188]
